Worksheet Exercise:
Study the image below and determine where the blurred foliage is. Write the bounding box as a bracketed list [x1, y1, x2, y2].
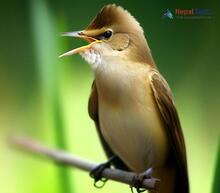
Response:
[30, 0, 72, 193]
[0, 0, 219, 193]
[212, 139, 220, 193]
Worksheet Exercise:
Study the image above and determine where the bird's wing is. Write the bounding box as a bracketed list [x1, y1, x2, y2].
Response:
[88, 81, 99, 122]
[88, 81, 130, 170]
[149, 70, 189, 193]
[88, 81, 113, 156]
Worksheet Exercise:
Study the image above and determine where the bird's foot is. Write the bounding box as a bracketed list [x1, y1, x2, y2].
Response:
[90, 155, 116, 188]
[130, 167, 154, 193]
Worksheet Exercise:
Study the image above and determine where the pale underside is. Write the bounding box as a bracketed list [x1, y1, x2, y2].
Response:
[84, 50, 169, 172]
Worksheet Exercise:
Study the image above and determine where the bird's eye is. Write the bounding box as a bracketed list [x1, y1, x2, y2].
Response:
[95, 30, 113, 40]
[103, 30, 112, 39]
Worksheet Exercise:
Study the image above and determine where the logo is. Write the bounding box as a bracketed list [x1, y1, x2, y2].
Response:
[163, 9, 174, 19]
[162, 8, 212, 19]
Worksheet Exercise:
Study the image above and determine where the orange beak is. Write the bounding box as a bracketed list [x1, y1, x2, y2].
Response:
[59, 31, 102, 58]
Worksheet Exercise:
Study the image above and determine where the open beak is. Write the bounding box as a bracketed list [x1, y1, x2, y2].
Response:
[59, 31, 101, 58]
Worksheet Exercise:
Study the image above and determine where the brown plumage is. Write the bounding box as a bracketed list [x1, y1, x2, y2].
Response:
[149, 70, 189, 193]
[85, 4, 155, 65]
[87, 5, 189, 193]
[86, 4, 142, 32]
[61, 4, 189, 193]
[88, 70, 189, 193]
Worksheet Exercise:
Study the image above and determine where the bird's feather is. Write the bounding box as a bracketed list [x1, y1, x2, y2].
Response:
[88, 81, 129, 171]
[86, 4, 143, 33]
[149, 69, 189, 193]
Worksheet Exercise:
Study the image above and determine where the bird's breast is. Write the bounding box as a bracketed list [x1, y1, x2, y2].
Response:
[96, 62, 169, 172]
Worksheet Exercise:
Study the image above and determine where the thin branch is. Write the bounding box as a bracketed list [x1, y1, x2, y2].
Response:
[10, 137, 159, 191]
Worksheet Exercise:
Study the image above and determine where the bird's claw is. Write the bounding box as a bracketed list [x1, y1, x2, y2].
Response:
[130, 167, 154, 193]
[89, 162, 110, 188]
[89, 156, 116, 188]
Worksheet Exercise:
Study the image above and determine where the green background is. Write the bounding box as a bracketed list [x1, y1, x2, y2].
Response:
[0, 0, 219, 193]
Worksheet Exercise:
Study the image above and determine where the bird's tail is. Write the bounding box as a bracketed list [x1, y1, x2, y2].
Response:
[150, 167, 175, 193]
[150, 166, 189, 193]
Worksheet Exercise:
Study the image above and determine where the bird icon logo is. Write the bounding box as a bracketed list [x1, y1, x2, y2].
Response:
[163, 9, 174, 19]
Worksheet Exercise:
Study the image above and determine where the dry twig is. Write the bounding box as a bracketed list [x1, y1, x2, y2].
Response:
[10, 137, 159, 191]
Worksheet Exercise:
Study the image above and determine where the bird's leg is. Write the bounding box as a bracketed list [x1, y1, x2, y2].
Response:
[130, 167, 155, 193]
[90, 155, 116, 188]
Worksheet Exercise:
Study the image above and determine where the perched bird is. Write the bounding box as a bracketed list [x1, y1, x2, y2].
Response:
[60, 4, 189, 193]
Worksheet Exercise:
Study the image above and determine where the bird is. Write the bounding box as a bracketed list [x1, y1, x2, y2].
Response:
[60, 4, 189, 193]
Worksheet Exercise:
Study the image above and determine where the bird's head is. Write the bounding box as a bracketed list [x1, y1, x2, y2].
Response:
[60, 4, 154, 70]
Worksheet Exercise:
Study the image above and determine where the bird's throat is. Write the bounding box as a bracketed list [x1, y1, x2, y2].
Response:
[80, 49, 101, 70]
